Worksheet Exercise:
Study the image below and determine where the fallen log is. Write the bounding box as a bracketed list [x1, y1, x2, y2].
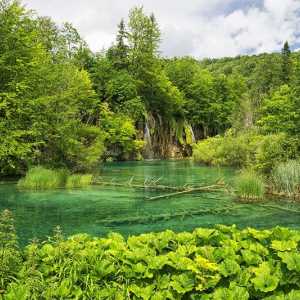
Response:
[93, 181, 185, 191]
[146, 184, 225, 201]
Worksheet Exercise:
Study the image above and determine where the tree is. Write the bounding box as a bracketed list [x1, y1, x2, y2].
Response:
[257, 85, 299, 135]
[127, 6, 160, 76]
[281, 41, 292, 84]
[107, 19, 129, 70]
[0, 1, 104, 175]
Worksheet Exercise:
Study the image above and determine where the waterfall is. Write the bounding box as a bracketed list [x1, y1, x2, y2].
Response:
[189, 124, 196, 143]
[144, 122, 153, 159]
[185, 123, 196, 144]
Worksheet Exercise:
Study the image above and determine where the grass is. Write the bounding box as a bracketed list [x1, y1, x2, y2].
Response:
[17, 167, 68, 190]
[271, 160, 300, 196]
[66, 174, 93, 188]
[235, 170, 265, 201]
[18, 167, 93, 190]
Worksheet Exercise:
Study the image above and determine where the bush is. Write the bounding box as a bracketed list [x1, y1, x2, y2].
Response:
[66, 174, 93, 188]
[254, 134, 298, 174]
[17, 167, 68, 190]
[193, 130, 296, 173]
[2, 220, 300, 299]
[192, 136, 218, 165]
[235, 170, 265, 200]
[271, 160, 300, 196]
[193, 130, 259, 167]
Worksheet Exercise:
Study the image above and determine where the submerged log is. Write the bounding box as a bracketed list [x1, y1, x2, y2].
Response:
[97, 206, 236, 226]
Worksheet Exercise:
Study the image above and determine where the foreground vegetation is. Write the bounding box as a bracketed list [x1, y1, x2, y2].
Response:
[0, 210, 300, 299]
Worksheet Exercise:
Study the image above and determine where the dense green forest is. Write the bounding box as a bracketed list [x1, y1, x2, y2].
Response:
[1, 0, 300, 177]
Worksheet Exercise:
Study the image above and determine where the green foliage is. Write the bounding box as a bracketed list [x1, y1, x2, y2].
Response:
[2, 220, 300, 299]
[257, 85, 299, 136]
[66, 174, 93, 188]
[166, 58, 246, 138]
[99, 104, 144, 160]
[0, 1, 104, 175]
[0, 210, 21, 292]
[193, 130, 296, 173]
[271, 160, 300, 196]
[235, 170, 265, 201]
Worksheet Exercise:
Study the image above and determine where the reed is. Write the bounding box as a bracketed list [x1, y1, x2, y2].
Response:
[17, 167, 68, 190]
[66, 174, 93, 188]
[235, 170, 265, 201]
[271, 160, 300, 196]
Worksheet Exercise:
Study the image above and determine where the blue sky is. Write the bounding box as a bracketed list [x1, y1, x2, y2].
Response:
[23, 0, 300, 58]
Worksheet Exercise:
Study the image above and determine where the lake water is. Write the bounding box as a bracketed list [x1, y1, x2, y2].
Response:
[0, 160, 300, 245]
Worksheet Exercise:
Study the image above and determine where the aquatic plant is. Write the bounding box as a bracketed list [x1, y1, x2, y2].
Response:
[17, 167, 68, 190]
[2, 215, 300, 299]
[66, 174, 93, 188]
[271, 160, 300, 196]
[235, 170, 265, 200]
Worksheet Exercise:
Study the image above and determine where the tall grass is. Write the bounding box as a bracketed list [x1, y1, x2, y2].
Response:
[17, 167, 68, 190]
[66, 174, 93, 188]
[271, 160, 300, 196]
[235, 170, 265, 201]
[18, 167, 93, 190]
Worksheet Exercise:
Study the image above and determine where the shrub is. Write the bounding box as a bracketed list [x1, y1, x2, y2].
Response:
[17, 167, 68, 190]
[2, 220, 300, 299]
[193, 130, 297, 173]
[255, 133, 298, 174]
[235, 170, 265, 200]
[192, 136, 218, 165]
[271, 160, 300, 196]
[193, 130, 259, 167]
[66, 174, 93, 188]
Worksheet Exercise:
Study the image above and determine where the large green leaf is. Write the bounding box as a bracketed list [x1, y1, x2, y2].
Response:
[278, 252, 300, 272]
[271, 240, 298, 252]
[219, 258, 241, 277]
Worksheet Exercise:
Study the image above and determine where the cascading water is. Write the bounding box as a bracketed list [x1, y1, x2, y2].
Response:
[188, 124, 196, 143]
[144, 122, 154, 159]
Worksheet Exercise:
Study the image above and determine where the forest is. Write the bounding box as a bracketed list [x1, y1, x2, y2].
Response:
[1, 0, 299, 178]
[1, 0, 300, 299]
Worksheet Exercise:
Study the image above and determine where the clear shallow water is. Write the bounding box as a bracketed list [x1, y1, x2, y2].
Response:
[0, 160, 300, 245]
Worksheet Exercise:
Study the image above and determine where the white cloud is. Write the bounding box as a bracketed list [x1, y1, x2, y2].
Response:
[22, 0, 300, 58]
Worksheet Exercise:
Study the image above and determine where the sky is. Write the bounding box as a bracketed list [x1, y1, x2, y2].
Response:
[22, 0, 300, 59]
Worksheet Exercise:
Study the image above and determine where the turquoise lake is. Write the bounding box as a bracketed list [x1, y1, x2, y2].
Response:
[0, 160, 300, 245]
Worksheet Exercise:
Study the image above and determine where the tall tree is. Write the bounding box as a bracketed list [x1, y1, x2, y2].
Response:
[281, 41, 292, 84]
[127, 6, 160, 76]
[107, 19, 129, 70]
